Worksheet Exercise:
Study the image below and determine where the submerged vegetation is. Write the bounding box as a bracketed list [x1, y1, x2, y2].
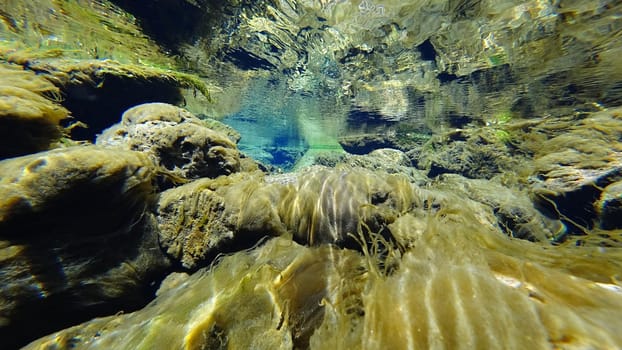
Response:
[26, 183, 622, 349]
[1, 0, 622, 349]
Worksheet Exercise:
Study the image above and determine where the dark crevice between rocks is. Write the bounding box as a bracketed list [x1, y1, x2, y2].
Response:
[60, 74, 183, 142]
[222, 48, 277, 71]
[0, 117, 61, 160]
[534, 168, 622, 242]
[417, 39, 437, 62]
[437, 72, 460, 83]
[534, 186, 601, 241]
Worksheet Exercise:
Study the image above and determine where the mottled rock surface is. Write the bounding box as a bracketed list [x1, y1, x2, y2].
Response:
[0, 146, 171, 348]
[338, 148, 428, 184]
[304, 148, 428, 184]
[434, 174, 565, 242]
[413, 127, 520, 180]
[98, 103, 241, 183]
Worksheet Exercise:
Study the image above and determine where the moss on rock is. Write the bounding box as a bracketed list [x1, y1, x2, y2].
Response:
[0, 63, 68, 159]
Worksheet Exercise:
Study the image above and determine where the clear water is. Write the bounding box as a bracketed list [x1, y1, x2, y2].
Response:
[217, 75, 352, 169]
[3, 1, 622, 348]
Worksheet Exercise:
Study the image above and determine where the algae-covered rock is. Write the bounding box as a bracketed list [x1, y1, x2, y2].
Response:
[20, 59, 210, 142]
[278, 167, 416, 246]
[596, 181, 622, 230]
[0, 145, 171, 348]
[414, 127, 521, 180]
[526, 108, 622, 233]
[0, 0, 176, 67]
[0, 63, 69, 159]
[157, 166, 416, 269]
[25, 187, 622, 350]
[98, 103, 240, 184]
[337, 148, 428, 184]
[0, 0, 213, 142]
[433, 174, 565, 242]
[157, 172, 286, 269]
[24, 238, 366, 350]
[0, 145, 153, 228]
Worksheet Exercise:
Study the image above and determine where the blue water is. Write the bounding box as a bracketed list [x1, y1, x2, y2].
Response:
[223, 110, 308, 170]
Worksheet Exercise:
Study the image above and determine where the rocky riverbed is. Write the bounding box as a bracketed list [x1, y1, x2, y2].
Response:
[3, 91, 622, 348]
[2, 0, 622, 349]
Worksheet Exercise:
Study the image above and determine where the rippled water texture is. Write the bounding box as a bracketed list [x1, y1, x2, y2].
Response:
[196, 0, 622, 167]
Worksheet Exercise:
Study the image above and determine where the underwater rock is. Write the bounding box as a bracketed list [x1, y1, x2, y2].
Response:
[157, 172, 284, 270]
[414, 127, 519, 179]
[200, 117, 241, 144]
[335, 148, 428, 185]
[596, 181, 622, 230]
[527, 108, 622, 233]
[12, 59, 209, 142]
[0, 63, 68, 159]
[98, 103, 241, 184]
[157, 166, 417, 269]
[25, 238, 366, 350]
[338, 134, 400, 155]
[25, 188, 622, 349]
[433, 174, 564, 242]
[0, 145, 171, 348]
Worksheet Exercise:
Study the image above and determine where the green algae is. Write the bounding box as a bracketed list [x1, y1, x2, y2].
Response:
[0, 0, 174, 67]
[0, 0, 212, 103]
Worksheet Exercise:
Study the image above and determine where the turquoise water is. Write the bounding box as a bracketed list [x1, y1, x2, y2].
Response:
[221, 78, 310, 169]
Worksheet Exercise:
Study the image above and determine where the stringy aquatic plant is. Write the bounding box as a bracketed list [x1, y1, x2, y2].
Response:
[25, 167, 622, 350]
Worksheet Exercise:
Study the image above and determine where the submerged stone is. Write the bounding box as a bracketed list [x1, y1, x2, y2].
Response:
[526, 108, 622, 234]
[0, 145, 171, 348]
[413, 127, 521, 180]
[21, 59, 210, 142]
[25, 187, 622, 349]
[157, 166, 419, 269]
[433, 174, 565, 242]
[98, 103, 241, 185]
[596, 181, 622, 230]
